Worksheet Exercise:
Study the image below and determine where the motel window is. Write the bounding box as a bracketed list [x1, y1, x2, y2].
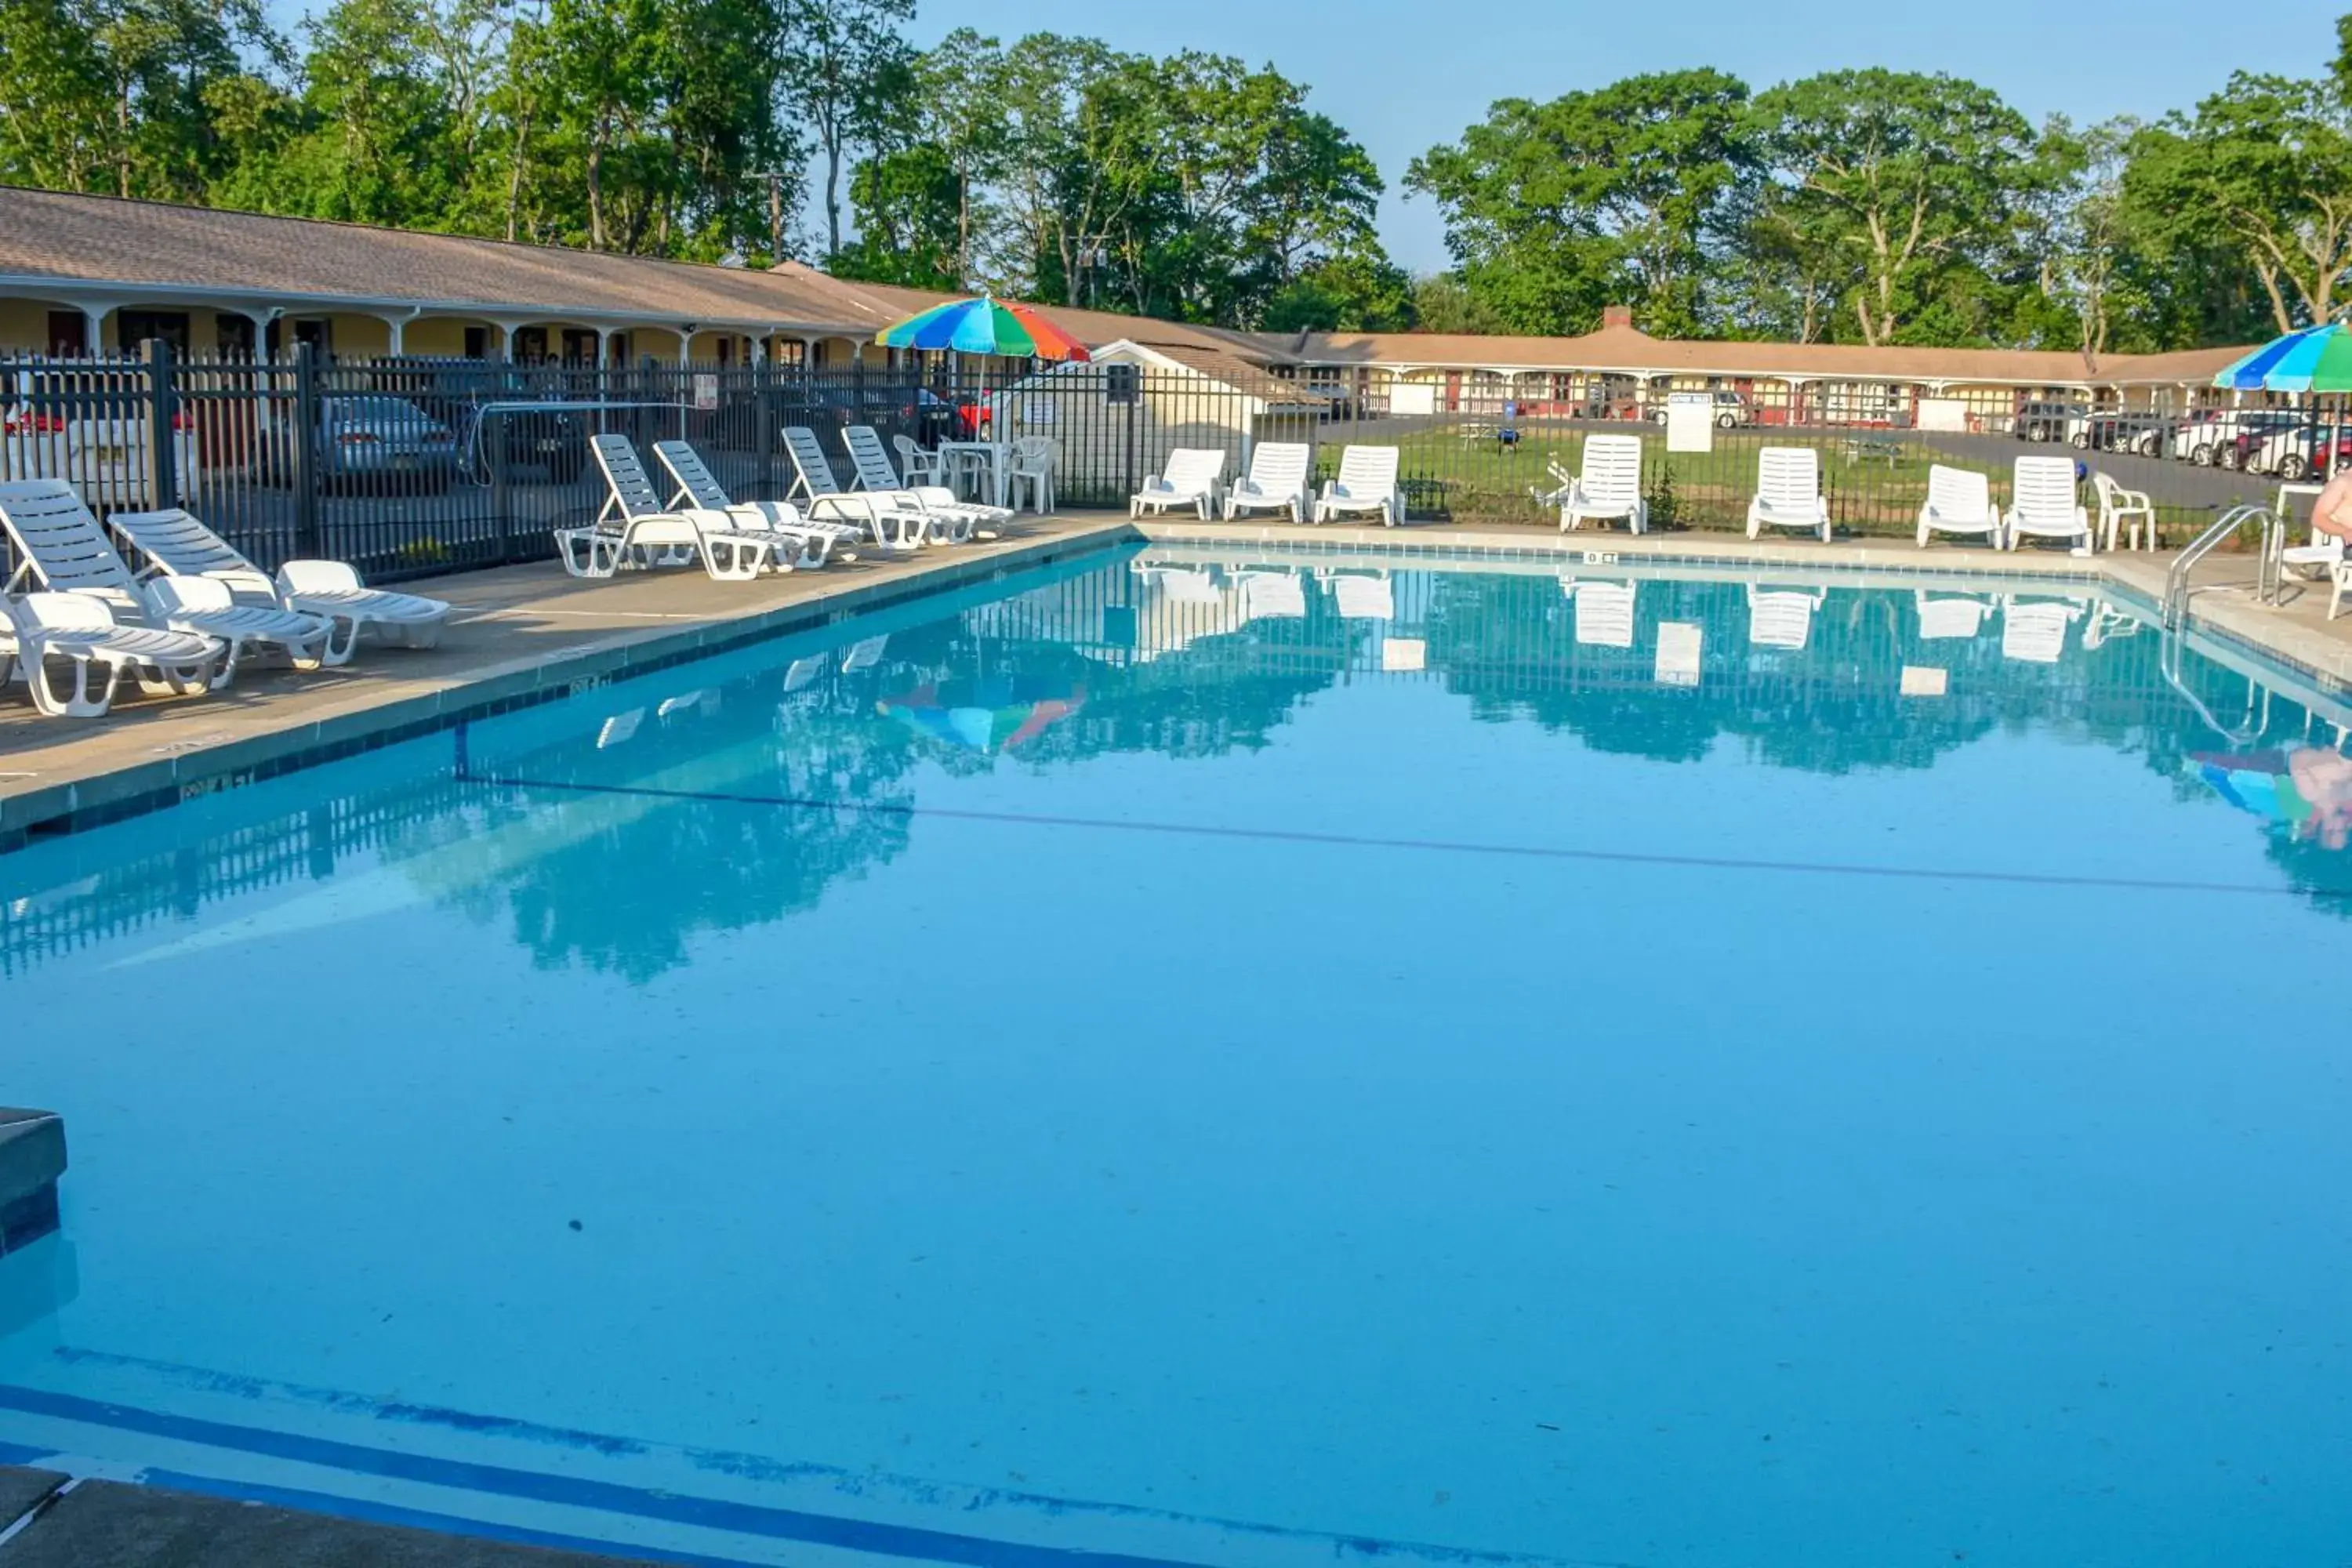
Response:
[45, 311, 85, 358]
[513, 326, 550, 363]
[463, 326, 490, 359]
[608, 332, 631, 365]
[216, 314, 256, 359]
[561, 328, 598, 365]
[117, 309, 191, 354]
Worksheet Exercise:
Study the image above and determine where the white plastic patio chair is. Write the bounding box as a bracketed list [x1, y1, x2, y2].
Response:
[1131, 448, 1227, 520]
[1915, 590, 1995, 641]
[2000, 595, 2085, 662]
[1746, 448, 1832, 543]
[1007, 437, 1056, 514]
[0, 479, 330, 686]
[106, 506, 449, 664]
[892, 433, 949, 487]
[2272, 490, 2347, 612]
[1748, 583, 1826, 650]
[1916, 465, 2002, 547]
[1223, 443, 1311, 523]
[2005, 457, 2092, 553]
[1560, 434, 1648, 534]
[1560, 576, 1636, 647]
[564, 434, 776, 580]
[781, 426, 927, 551]
[2092, 471, 2156, 551]
[842, 424, 1007, 541]
[1313, 445, 1403, 525]
[2, 591, 222, 717]
[652, 438, 858, 566]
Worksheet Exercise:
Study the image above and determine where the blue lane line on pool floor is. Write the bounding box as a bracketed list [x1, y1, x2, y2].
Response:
[456, 771, 2347, 899]
[0, 1385, 1214, 1568]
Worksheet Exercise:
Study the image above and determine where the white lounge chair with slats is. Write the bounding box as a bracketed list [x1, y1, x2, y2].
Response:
[1313, 445, 1403, 525]
[1560, 435, 1648, 534]
[1746, 448, 1832, 543]
[842, 425, 1007, 541]
[652, 439, 858, 567]
[781, 426, 927, 551]
[564, 435, 777, 580]
[2092, 471, 2156, 551]
[106, 506, 448, 664]
[1131, 449, 1227, 520]
[0, 479, 329, 687]
[1916, 465, 2002, 546]
[2005, 457, 2092, 553]
[2, 592, 222, 717]
[1222, 443, 1311, 523]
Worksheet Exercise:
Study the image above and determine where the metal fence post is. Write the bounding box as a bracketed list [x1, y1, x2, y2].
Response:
[489, 363, 513, 563]
[752, 357, 775, 499]
[291, 341, 321, 559]
[141, 337, 179, 513]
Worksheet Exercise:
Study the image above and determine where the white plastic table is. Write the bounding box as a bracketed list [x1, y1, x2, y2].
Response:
[938, 440, 1010, 508]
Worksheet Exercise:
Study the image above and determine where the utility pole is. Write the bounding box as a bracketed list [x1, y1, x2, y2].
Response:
[751, 170, 789, 264]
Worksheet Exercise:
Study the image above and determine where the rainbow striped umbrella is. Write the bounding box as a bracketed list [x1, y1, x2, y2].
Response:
[874, 294, 1091, 361]
[2212, 324, 2352, 392]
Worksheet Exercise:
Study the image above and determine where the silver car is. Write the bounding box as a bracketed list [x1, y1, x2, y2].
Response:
[315, 394, 460, 488]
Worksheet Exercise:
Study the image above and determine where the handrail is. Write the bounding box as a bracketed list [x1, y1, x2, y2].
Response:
[2163, 503, 2278, 630]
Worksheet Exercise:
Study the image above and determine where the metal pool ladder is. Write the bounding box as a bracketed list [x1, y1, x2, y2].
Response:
[2162, 503, 2283, 631]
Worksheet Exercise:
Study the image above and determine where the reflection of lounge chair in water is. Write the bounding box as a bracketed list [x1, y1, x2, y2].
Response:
[782, 655, 826, 693]
[1560, 575, 1636, 647]
[597, 709, 644, 749]
[1131, 561, 1224, 605]
[840, 635, 888, 674]
[1747, 584, 1826, 650]
[1999, 596, 2085, 663]
[1915, 590, 1995, 641]
[2082, 601, 2143, 650]
[1321, 570, 1393, 620]
[1235, 569, 1307, 620]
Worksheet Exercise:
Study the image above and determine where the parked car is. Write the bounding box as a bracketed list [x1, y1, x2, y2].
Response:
[264, 394, 459, 492]
[2174, 408, 2298, 466]
[483, 406, 589, 482]
[2241, 423, 2352, 480]
[0, 364, 199, 506]
[2014, 401, 2090, 443]
[1647, 390, 1750, 428]
[2081, 410, 2165, 454]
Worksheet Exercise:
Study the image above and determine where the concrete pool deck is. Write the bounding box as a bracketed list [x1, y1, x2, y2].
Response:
[2, 512, 2347, 844]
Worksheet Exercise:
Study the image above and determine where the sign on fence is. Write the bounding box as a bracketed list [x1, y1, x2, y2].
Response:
[692, 374, 719, 411]
[1665, 391, 1715, 453]
[1389, 384, 1436, 416]
[1915, 397, 1969, 433]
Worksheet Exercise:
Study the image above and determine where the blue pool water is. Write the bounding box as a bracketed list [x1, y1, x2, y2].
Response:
[1, 548, 2348, 1567]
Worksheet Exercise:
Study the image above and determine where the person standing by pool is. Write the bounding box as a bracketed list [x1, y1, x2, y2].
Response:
[2306, 466, 2352, 543]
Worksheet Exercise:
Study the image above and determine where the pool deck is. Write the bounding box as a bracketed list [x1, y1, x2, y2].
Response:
[2, 511, 2346, 844]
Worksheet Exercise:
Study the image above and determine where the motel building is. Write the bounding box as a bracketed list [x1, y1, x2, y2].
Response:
[0, 186, 2265, 435]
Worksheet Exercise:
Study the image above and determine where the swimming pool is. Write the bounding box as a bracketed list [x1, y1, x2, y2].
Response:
[1, 546, 2347, 1567]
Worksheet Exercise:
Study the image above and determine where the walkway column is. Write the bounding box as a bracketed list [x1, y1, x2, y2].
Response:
[81, 303, 115, 355]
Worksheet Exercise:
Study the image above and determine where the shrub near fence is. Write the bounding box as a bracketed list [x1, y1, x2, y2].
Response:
[0, 348, 2289, 586]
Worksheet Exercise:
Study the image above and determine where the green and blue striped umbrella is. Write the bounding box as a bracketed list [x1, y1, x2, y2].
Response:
[2212, 325, 2352, 393]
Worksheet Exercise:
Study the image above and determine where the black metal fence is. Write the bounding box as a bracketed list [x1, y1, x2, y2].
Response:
[0, 347, 2318, 585]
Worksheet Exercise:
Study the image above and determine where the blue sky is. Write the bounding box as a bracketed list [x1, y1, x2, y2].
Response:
[262, 0, 2344, 271]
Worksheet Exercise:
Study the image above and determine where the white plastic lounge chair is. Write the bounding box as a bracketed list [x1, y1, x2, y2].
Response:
[1236, 569, 1307, 619]
[563, 435, 776, 580]
[1748, 584, 1826, 650]
[2005, 457, 2092, 553]
[1559, 576, 1636, 647]
[1323, 570, 1394, 619]
[2, 592, 222, 717]
[2092, 471, 2156, 551]
[1222, 443, 1311, 523]
[1654, 622, 1702, 687]
[0, 479, 329, 684]
[842, 425, 1008, 542]
[840, 634, 888, 674]
[782, 427, 927, 551]
[1313, 445, 1403, 526]
[2000, 596, 2084, 663]
[1530, 459, 1578, 510]
[106, 506, 448, 664]
[1746, 448, 1832, 543]
[1131, 449, 1227, 520]
[652, 439, 856, 566]
[1007, 437, 1055, 513]
[1559, 435, 1648, 534]
[1915, 590, 1994, 641]
[1916, 465, 2001, 547]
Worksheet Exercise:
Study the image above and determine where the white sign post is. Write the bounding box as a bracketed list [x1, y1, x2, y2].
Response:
[1665, 391, 1715, 454]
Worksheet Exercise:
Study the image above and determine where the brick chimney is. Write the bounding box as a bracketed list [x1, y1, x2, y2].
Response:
[1601, 304, 1636, 330]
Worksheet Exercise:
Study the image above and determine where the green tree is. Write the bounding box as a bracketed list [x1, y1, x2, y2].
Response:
[782, 0, 913, 262]
[830, 143, 960, 286]
[1747, 69, 2036, 346]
